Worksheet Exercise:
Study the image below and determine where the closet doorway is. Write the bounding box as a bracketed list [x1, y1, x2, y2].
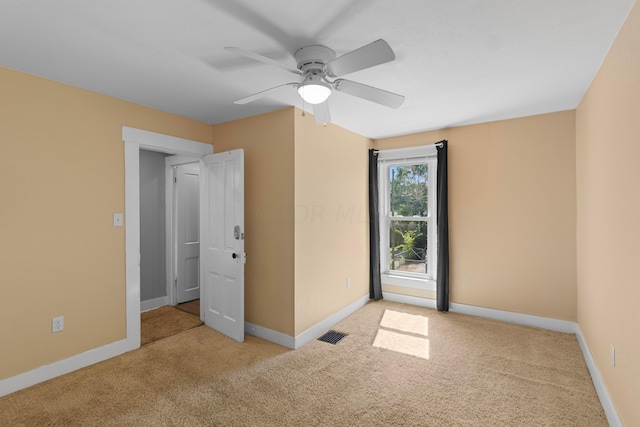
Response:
[166, 158, 201, 313]
[139, 151, 202, 314]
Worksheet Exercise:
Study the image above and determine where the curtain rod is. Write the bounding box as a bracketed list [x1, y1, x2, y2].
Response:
[434, 140, 446, 148]
[373, 139, 447, 153]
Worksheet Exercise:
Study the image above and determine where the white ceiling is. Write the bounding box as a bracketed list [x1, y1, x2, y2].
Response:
[0, 0, 635, 139]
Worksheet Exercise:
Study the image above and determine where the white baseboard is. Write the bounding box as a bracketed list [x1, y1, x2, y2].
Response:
[244, 321, 295, 349]
[382, 291, 621, 424]
[140, 296, 168, 312]
[244, 294, 370, 350]
[449, 302, 577, 333]
[294, 294, 369, 349]
[0, 338, 134, 397]
[575, 326, 622, 427]
[383, 292, 576, 332]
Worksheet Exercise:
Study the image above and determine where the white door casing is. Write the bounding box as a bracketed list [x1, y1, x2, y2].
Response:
[175, 163, 200, 303]
[124, 127, 213, 351]
[200, 149, 245, 343]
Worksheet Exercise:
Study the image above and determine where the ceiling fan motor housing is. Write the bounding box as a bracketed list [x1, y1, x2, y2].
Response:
[294, 45, 336, 75]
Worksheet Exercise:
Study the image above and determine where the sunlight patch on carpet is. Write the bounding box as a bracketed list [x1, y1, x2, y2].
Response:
[379, 309, 428, 336]
[373, 329, 430, 359]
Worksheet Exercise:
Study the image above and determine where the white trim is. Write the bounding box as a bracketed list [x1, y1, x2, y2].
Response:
[0, 339, 129, 397]
[122, 127, 212, 157]
[448, 302, 577, 333]
[575, 326, 622, 427]
[245, 322, 295, 349]
[124, 127, 213, 355]
[382, 292, 438, 309]
[124, 140, 142, 351]
[294, 294, 370, 349]
[165, 163, 177, 306]
[383, 294, 577, 333]
[140, 297, 168, 312]
[382, 274, 436, 291]
[377, 144, 437, 161]
[244, 294, 369, 350]
[378, 149, 437, 286]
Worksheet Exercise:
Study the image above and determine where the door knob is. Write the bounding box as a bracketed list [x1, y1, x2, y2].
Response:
[232, 253, 238, 259]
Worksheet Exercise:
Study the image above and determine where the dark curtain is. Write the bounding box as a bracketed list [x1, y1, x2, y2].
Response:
[368, 149, 383, 300]
[436, 140, 450, 311]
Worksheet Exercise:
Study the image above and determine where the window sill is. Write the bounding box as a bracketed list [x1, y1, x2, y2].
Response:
[382, 273, 435, 291]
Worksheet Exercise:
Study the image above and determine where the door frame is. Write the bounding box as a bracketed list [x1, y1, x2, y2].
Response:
[165, 155, 202, 310]
[123, 126, 212, 350]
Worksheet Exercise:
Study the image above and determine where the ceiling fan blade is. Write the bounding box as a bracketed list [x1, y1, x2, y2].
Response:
[325, 39, 395, 77]
[312, 101, 331, 125]
[334, 79, 405, 108]
[225, 47, 302, 75]
[233, 83, 298, 105]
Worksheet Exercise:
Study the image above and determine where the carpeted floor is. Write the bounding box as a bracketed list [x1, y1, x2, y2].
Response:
[140, 305, 203, 346]
[0, 300, 607, 426]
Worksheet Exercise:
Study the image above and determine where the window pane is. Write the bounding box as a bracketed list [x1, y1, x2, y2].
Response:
[389, 164, 428, 217]
[389, 220, 428, 275]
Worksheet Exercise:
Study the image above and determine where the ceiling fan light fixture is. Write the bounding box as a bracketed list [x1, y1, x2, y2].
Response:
[297, 81, 332, 104]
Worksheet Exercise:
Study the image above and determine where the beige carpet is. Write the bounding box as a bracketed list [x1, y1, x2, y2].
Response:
[0, 300, 607, 426]
[141, 305, 203, 346]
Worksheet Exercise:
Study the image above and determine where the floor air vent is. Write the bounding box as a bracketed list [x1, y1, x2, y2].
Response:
[317, 330, 348, 345]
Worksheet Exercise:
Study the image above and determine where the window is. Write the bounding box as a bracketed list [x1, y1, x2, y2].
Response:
[379, 146, 437, 289]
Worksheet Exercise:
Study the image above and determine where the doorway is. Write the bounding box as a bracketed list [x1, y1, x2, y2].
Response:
[123, 127, 213, 350]
[124, 127, 245, 348]
[166, 159, 201, 315]
[139, 153, 204, 344]
[138, 152, 201, 313]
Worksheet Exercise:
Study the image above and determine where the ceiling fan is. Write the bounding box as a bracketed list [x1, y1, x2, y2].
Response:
[225, 39, 405, 125]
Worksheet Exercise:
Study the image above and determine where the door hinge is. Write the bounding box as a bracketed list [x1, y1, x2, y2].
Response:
[174, 277, 178, 287]
[173, 177, 177, 184]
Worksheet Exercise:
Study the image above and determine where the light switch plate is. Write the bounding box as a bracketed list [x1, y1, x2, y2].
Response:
[113, 213, 124, 227]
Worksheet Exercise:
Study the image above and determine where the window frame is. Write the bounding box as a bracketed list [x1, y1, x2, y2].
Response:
[378, 146, 438, 290]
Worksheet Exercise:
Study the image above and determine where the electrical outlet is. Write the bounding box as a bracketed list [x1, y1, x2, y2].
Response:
[610, 345, 615, 367]
[52, 316, 64, 333]
[346, 278, 351, 288]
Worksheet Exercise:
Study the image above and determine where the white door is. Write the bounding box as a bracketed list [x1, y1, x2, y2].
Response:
[200, 149, 245, 342]
[175, 163, 200, 303]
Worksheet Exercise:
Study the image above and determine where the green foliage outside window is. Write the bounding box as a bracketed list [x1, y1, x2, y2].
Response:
[388, 164, 428, 274]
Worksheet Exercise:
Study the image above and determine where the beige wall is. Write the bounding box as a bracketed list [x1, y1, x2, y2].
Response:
[212, 109, 296, 336]
[0, 66, 212, 379]
[374, 111, 577, 321]
[576, 2, 640, 425]
[212, 108, 371, 337]
[293, 111, 371, 335]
